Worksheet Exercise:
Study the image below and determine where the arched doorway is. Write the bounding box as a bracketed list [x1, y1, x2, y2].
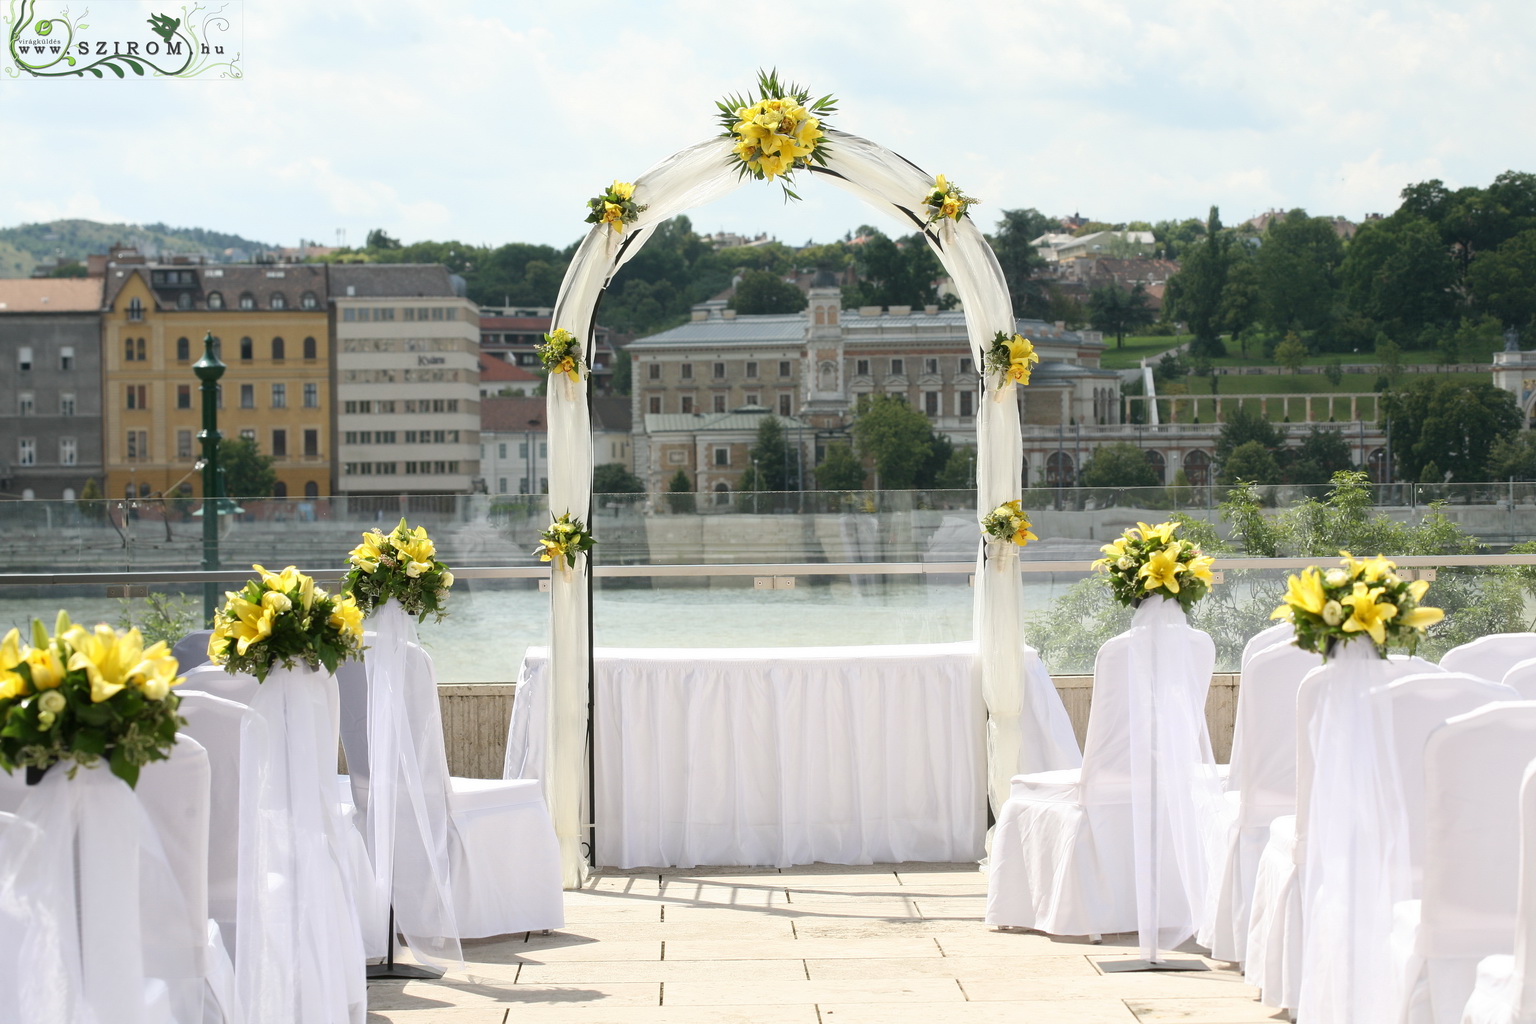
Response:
[1184, 450, 1212, 488]
[1046, 451, 1075, 487]
[1145, 449, 1166, 485]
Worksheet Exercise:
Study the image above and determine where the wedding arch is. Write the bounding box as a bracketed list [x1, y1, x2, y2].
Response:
[539, 75, 1074, 885]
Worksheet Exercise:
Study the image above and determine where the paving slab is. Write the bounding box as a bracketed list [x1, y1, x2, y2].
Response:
[818, 998, 1141, 1023]
[512, 958, 809, 985]
[368, 979, 658, 1010]
[664, 936, 944, 960]
[1125, 997, 1285, 1022]
[665, 977, 966, 1006]
[805, 953, 1104, 981]
[366, 1009, 508, 1023]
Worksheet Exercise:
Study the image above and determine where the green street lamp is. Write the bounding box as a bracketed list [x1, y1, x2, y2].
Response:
[193, 331, 225, 626]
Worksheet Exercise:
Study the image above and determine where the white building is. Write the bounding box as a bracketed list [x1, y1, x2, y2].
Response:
[479, 395, 632, 496]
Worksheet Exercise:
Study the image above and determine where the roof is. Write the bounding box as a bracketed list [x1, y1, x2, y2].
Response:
[590, 397, 632, 432]
[644, 409, 809, 433]
[628, 308, 1102, 351]
[101, 262, 328, 311]
[628, 313, 807, 349]
[478, 354, 539, 382]
[328, 264, 458, 299]
[480, 396, 547, 432]
[0, 277, 103, 312]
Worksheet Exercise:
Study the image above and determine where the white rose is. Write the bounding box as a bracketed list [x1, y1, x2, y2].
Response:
[38, 690, 66, 714]
[1325, 569, 1349, 588]
[1117, 556, 1134, 570]
[37, 710, 55, 729]
[439, 571, 455, 588]
[1322, 600, 1344, 626]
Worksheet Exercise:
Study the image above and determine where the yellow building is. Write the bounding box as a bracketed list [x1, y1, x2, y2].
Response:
[101, 255, 332, 501]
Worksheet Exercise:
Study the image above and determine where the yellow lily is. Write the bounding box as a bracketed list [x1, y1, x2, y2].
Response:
[229, 597, 275, 656]
[934, 174, 948, 193]
[328, 594, 365, 640]
[1398, 604, 1445, 630]
[1137, 521, 1179, 546]
[611, 181, 634, 201]
[1341, 581, 1398, 645]
[1186, 553, 1217, 586]
[23, 645, 65, 690]
[1280, 568, 1329, 617]
[0, 627, 28, 700]
[67, 623, 144, 703]
[1005, 334, 1039, 368]
[349, 534, 385, 573]
[128, 640, 181, 701]
[1012, 523, 1038, 546]
[1138, 547, 1183, 593]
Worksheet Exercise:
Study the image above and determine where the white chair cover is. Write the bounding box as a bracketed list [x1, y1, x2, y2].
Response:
[1461, 759, 1536, 1024]
[1442, 635, 1536, 682]
[181, 663, 260, 706]
[345, 603, 462, 966]
[235, 666, 366, 1024]
[987, 598, 1220, 959]
[0, 764, 203, 1024]
[176, 691, 250, 959]
[1502, 658, 1536, 701]
[1241, 622, 1295, 671]
[1392, 702, 1536, 1024]
[1203, 639, 1321, 961]
[0, 765, 22, 813]
[172, 630, 214, 673]
[1373, 673, 1519, 891]
[1244, 813, 1303, 1009]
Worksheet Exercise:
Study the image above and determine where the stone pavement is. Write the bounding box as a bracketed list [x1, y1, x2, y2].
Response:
[366, 865, 1279, 1024]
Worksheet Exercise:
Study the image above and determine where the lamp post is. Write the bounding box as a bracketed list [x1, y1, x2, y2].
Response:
[194, 331, 225, 626]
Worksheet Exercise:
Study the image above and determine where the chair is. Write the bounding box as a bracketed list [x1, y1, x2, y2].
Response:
[172, 629, 215, 673]
[1502, 658, 1536, 701]
[1204, 640, 1321, 962]
[1241, 622, 1295, 672]
[1373, 673, 1518, 890]
[181, 663, 260, 706]
[1392, 702, 1536, 1024]
[986, 599, 1218, 959]
[1442, 635, 1536, 683]
[176, 691, 250, 958]
[1461, 759, 1536, 1024]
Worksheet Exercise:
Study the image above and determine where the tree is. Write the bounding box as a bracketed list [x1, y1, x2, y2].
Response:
[1487, 432, 1536, 481]
[1080, 443, 1161, 489]
[936, 447, 976, 489]
[365, 228, 401, 250]
[1087, 283, 1155, 348]
[610, 347, 631, 396]
[1376, 334, 1405, 388]
[593, 462, 644, 495]
[814, 443, 865, 490]
[1274, 331, 1308, 373]
[1215, 403, 1285, 471]
[1287, 426, 1355, 485]
[76, 476, 105, 521]
[1467, 228, 1536, 332]
[219, 437, 277, 498]
[1219, 440, 1282, 485]
[843, 227, 946, 310]
[851, 395, 938, 490]
[987, 209, 1054, 320]
[1383, 377, 1524, 482]
[1339, 214, 1456, 341]
[665, 469, 695, 513]
[1219, 252, 1262, 342]
[1256, 210, 1343, 335]
[729, 270, 807, 315]
[1164, 206, 1230, 357]
[747, 417, 794, 492]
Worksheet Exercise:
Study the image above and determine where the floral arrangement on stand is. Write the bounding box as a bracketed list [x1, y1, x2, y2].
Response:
[922, 174, 978, 224]
[538, 328, 586, 384]
[585, 180, 647, 235]
[716, 68, 837, 200]
[981, 499, 1038, 551]
[984, 331, 1040, 389]
[1092, 520, 1216, 612]
[208, 564, 365, 681]
[535, 512, 594, 570]
[342, 518, 455, 622]
[1270, 551, 1444, 658]
[0, 612, 183, 788]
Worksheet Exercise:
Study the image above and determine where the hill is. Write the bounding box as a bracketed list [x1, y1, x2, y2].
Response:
[0, 219, 276, 276]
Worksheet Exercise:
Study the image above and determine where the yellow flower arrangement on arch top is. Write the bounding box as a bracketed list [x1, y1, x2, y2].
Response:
[342, 518, 455, 622]
[981, 499, 1038, 549]
[584, 180, 648, 235]
[535, 512, 595, 570]
[984, 331, 1039, 390]
[1092, 520, 1216, 612]
[716, 68, 837, 201]
[1271, 551, 1444, 659]
[922, 174, 978, 224]
[0, 611, 184, 788]
[208, 564, 365, 682]
[537, 327, 585, 384]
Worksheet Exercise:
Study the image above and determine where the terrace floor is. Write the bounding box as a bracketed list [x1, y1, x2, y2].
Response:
[366, 865, 1279, 1024]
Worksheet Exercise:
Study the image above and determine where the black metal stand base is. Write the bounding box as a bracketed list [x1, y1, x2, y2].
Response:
[1095, 957, 1210, 973]
[367, 962, 444, 980]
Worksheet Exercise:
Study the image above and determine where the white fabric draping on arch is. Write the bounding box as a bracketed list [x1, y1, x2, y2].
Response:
[543, 130, 1077, 883]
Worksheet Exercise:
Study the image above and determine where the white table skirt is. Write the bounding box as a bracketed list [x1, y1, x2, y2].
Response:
[505, 642, 986, 868]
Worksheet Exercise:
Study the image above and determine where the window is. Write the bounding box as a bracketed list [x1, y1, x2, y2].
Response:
[18, 392, 33, 416]
[498, 443, 507, 458]
[240, 385, 254, 409]
[680, 396, 694, 414]
[855, 359, 869, 376]
[176, 292, 193, 310]
[924, 391, 939, 416]
[301, 292, 318, 310]
[713, 395, 726, 413]
[273, 482, 288, 498]
[127, 297, 144, 321]
[176, 431, 192, 459]
[17, 346, 31, 371]
[714, 446, 730, 467]
[126, 430, 148, 461]
[124, 337, 136, 362]
[270, 293, 287, 310]
[239, 429, 256, 442]
[126, 385, 148, 410]
[59, 346, 74, 371]
[745, 361, 758, 378]
[648, 396, 661, 414]
[303, 430, 319, 457]
[744, 392, 759, 407]
[713, 362, 726, 379]
[539, 442, 547, 458]
[779, 360, 792, 377]
[959, 390, 974, 418]
[925, 358, 939, 374]
[239, 337, 253, 361]
[498, 478, 508, 494]
[519, 441, 529, 458]
[779, 394, 792, 416]
[207, 291, 224, 310]
[59, 437, 77, 466]
[176, 337, 190, 362]
[271, 429, 287, 457]
[303, 383, 318, 408]
[890, 358, 904, 375]
[648, 363, 660, 380]
[303, 336, 317, 360]
[174, 385, 190, 410]
[305, 482, 319, 498]
[959, 357, 974, 374]
[137, 337, 146, 361]
[17, 438, 35, 466]
[238, 293, 255, 310]
[272, 337, 285, 360]
[680, 363, 693, 379]
[271, 383, 286, 408]
[59, 393, 75, 416]
[714, 482, 730, 506]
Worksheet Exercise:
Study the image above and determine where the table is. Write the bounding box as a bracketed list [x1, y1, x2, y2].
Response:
[504, 643, 986, 868]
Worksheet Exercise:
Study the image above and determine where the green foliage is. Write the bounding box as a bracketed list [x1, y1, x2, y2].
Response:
[1087, 283, 1155, 348]
[665, 470, 696, 513]
[593, 463, 645, 495]
[1289, 427, 1355, 485]
[1164, 206, 1230, 356]
[814, 443, 866, 490]
[1256, 209, 1343, 335]
[851, 395, 945, 489]
[747, 417, 795, 492]
[1274, 331, 1308, 373]
[0, 219, 273, 275]
[534, 513, 594, 569]
[116, 593, 198, 647]
[341, 519, 454, 621]
[842, 226, 947, 310]
[1091, 521, 1215, 613]
[1383, 376, 1523, 482]
[76, 477, 105, 521]
[1487, 432, 1536, 481]
[988, 209, 1054, 320]
[211, 568, 365, 681]
[1215, 403, 1285, 467]
[219, 437, 277, 499]
[1080, 443, 1161, 489]
[936, 447, 977, 490]
[1220, 440, 1282, 485]
[610, 348, 631, 396]
[366, 228, 402, 250]
[730, 270, 807, 315]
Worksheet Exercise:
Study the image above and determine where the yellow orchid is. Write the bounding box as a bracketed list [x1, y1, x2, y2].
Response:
[1004, 361, 1032, 385]
[1341, 581, 1398, 645]
[1012, 523, 1038, 546]
[601, 202, 626, 233]
[536, 537, 567, 564]
[1138, 547, 1183, 594]
[941, 196, 963, 219]
[554, 355, 579, 382]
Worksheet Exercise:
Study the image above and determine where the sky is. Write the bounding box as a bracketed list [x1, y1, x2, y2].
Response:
[1, 0, 1533, 254]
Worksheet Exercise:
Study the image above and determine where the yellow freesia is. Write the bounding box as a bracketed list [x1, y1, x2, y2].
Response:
[611, 181, 634, 201]
[1280, 568, 1328, 617]
[1138, 547, 1183, 593]
[1341, 581, 1397, 645]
